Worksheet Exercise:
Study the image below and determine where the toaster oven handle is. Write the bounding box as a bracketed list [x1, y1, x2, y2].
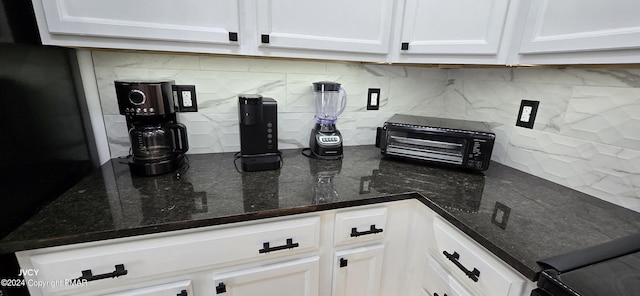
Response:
[375, 127, 386, 148]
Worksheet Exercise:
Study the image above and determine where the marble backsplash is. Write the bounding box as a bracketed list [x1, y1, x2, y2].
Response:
[91, 50, 640, 212]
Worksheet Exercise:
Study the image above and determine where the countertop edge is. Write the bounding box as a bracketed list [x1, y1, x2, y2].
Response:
[0, 193, 419, 253]
[1, 191, 538, 281]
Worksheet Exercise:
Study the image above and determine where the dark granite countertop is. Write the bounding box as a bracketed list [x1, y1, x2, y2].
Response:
[1, 146, 639, 281]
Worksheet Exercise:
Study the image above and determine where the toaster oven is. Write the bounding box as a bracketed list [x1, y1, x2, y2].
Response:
[375, 114, 495, 171]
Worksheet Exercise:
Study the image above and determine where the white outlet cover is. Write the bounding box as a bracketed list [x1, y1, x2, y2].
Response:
[182, 90, 192, 107]
[520, 106, 532, 122]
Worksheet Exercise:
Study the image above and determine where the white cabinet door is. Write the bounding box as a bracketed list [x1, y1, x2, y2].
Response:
[212, 256, 319, 296]
[513, 0, 640, 64]
[395, 0, 512, 64]
[255, 0, 395, 54]
[34, 0, 240, 45]
[332, 244, 385, 296]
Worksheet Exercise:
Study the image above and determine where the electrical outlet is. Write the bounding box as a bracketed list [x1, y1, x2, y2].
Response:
[367, 88, 380, 110]
[173, 85, 198, 112]
[516, 99, 539, 129]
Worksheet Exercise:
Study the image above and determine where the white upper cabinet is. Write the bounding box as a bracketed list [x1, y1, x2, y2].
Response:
[393, 0, 516, 64]
[32, 0, 241, 52]
[255, 0, 395, 61]
[29, 0, 640, 64]
[511, 0, 640, 64]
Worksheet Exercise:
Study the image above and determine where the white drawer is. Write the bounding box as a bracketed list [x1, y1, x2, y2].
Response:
[105, 280, 193, 296]
[423, 255, 472, 296]
[22, 216, 320, 294]
[432, 217, 525, 296]
[334, 207, 387, 246]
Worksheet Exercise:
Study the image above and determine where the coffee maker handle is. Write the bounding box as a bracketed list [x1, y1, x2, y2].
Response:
[336, 87, 347, 117]
[167, 123, 189, 154]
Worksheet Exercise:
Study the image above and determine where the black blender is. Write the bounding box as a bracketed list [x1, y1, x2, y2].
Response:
[308, 81, 347, 160]
[115, 80, 189, 177]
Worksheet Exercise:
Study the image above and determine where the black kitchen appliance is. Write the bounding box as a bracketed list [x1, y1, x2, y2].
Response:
[531, 232, 640, 296]
[115, 80, 189, 177]
[309, 81, 347, 160]
[237, 94, 280, 172]
[376, 114, 495, 171]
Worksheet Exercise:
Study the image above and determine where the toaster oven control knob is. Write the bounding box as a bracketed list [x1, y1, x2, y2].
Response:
[128, 89, 146, 105]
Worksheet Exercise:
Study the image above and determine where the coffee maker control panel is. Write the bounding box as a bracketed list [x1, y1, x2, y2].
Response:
[128, 89, 146, 105]
[115, 80, 176, 116]
[123, 107, 157, 115]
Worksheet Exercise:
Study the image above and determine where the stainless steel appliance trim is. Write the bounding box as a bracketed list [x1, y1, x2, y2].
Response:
[389, 135, 463, 150]
[387, 142, 464, 158]
[386, 146, 463, 164]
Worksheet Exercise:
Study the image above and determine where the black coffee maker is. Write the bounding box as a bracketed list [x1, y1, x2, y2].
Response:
[115, 80, 189, 176]
[237, 94, 280, 172]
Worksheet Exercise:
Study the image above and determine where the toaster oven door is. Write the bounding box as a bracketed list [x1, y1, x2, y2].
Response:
[384, 130, 467, 165]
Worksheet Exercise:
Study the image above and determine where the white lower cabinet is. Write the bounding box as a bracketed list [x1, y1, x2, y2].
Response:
[211, 256, 319, 296]
[430, 216, 528, 296]
[16, 215, 321, 296]
[16, 200, 533, 296]
[332, 244, 385, 296]
[105, 280, 194, 296]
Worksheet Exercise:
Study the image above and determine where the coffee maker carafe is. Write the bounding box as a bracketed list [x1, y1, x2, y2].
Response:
[309, 81, 347, 159]
[115, 80, 189, 176]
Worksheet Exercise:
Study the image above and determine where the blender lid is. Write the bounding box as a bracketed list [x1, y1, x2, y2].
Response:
[313, 81, 341, 92]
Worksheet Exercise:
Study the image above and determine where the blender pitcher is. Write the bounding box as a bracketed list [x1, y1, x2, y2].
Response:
[309, 81, 347, 160]
[313, 81, 347, 126]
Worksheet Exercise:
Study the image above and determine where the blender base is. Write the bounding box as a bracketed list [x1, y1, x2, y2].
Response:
[309, 128, 343, 160]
